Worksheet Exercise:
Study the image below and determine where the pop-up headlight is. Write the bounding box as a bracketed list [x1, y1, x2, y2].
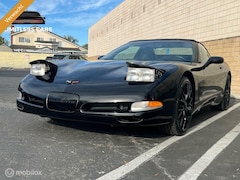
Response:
[126, 67, 155, 82]
[30, 64, 46, 76]
[29, 60, 58, 82]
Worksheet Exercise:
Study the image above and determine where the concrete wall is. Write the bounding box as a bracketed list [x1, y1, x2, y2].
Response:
[203, 37, 240, 94]
[0, 44, 12, 52]
[89, 0, 240, 56]
[0, 52, 51, 69]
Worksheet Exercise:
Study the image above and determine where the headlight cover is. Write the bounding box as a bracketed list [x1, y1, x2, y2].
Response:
[29, 60, 58, 82]
[126, 67, 155, 82]
[30, 64, 46, 76]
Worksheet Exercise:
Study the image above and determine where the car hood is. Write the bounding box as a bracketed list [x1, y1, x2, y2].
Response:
[53, 59, 180, 83]
[21, 60, 181, 102]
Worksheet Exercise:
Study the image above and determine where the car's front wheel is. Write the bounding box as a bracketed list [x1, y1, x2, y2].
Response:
[161, 77, 194, 136]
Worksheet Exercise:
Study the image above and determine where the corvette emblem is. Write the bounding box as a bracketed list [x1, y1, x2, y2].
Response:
[66, 80, 80, 85]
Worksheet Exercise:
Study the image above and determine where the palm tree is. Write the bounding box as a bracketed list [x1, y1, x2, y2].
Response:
[63, 35, 79, 44]
[0, 36, 9, 45]
[82, 44, 88, 50]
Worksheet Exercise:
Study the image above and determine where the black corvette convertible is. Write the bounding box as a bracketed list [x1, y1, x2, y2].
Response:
[17, 39, 231, 135]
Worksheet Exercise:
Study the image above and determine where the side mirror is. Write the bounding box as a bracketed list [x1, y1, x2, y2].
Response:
[207, 56, 224, 64]
[192, 56, 224, 71]
[98, 55, 104, 60]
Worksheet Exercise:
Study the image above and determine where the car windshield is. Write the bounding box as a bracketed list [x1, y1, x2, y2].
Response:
[100, 40, 194, 62]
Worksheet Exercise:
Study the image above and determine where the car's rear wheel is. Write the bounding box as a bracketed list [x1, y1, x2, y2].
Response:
[212, 74, 231, 111]
[161, 77, 193, 136]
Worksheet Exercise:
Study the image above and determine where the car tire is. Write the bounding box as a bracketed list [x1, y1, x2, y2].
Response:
[212, 74, 231, 111]
[161, 77, 193, 136]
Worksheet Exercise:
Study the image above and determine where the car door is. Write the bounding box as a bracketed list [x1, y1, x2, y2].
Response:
[197, 43, 225, 102]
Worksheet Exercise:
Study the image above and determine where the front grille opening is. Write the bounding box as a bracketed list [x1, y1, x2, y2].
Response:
[81, 102, 131, 113]
[47, 99, 78, 112]
[23, 93, 44, 106]
[46, 92, 79, 112]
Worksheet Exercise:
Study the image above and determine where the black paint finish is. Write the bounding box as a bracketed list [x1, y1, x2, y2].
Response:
[16, 39, 231, 134]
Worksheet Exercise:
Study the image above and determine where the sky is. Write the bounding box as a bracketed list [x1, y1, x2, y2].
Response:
[0, 0, 124, 46]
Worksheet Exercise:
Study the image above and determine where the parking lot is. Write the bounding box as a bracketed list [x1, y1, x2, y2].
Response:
[0, 69, 240, 180]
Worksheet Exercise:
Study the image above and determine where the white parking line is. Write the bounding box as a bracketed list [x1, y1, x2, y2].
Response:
[96, 103, 240, 180]
[179, 122, 240, 180]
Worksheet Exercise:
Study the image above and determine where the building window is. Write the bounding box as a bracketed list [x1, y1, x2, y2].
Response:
[25, 38, 30, 43]
[49, 38, 56, 42]
[19, 37, 30, 43]
[19, 37, 24, 42]
[37, 37, 44, 41]
[59, 41, 64, 47]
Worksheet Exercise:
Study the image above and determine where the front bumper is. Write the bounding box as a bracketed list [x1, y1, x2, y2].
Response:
[16, 97, 172, 126]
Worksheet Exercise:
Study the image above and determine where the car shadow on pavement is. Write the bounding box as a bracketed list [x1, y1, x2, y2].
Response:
[47, 98, 239, 138]
[48, 119, 168, 138]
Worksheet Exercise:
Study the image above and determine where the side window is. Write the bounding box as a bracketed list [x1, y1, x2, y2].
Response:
[198, 44, 210, 63]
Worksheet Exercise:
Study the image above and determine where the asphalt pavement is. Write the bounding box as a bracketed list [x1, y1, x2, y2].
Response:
[0, 69, 239, 180]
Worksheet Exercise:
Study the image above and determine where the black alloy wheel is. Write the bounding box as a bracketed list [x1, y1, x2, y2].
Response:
[170, 77, 194, 135]
[212, 74, 231, 111]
